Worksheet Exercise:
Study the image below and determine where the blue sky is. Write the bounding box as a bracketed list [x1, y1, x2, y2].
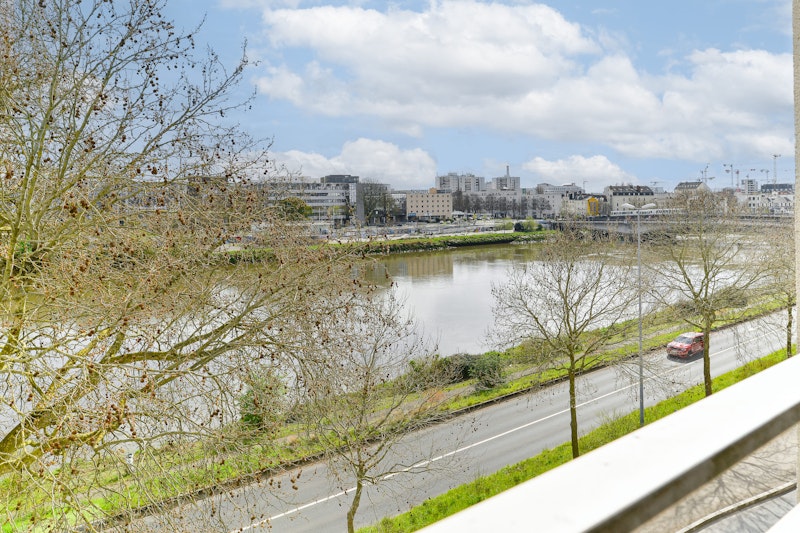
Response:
[164, 0, 794, 192]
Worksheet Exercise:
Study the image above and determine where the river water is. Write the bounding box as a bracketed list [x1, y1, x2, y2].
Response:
[369, 243, 544, 356]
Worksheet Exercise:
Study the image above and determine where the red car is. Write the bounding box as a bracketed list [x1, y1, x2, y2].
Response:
[667, 332, 704, 359]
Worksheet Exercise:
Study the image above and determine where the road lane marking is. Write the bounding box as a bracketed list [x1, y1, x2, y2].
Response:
[238, 326, 783, 531]
[241, 390, 620, 531]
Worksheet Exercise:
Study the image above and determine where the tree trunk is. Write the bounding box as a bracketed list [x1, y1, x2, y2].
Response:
[703, 325, 713, 397]
[347, 478, 364, 533]
[569, 367, 580, 458]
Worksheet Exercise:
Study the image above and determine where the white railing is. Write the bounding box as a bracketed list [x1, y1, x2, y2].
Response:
[421, 355, 800, 532]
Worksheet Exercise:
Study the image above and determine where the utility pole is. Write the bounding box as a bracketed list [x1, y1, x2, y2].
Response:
[621, 202, 656, 427]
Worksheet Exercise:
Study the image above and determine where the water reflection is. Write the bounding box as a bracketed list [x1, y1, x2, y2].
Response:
[367, 244, 543, 356]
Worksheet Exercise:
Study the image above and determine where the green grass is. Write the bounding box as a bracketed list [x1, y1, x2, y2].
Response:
[359, 349, 788, 533]
[222, 230, 551, 261]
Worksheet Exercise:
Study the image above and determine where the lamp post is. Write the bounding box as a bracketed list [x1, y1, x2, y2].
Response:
[621, 202, 656, 427]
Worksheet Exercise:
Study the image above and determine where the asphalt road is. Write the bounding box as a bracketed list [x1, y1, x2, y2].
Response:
[127, 314, 787, 533]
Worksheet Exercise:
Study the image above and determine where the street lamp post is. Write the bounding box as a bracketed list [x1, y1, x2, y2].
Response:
[621, 202, 656, 427]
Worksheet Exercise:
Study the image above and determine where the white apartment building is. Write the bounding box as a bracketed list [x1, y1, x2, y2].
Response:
[436, 172, 485, 193]
[267, 176, 357, 224]
[603, 184, 656, 211]
[531, 183, 585, 217]
[735, 191, 795, 215]
[490, 166, 521, 192]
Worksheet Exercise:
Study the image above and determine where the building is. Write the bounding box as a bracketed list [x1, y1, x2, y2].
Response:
[436, 172, 485, 193]
[561, 193, 607, 217]
[531, 183, 585, 217]
[740, 178, 759, 194]
[490, 166, 521, 192]
[265, 176, 358, 225]
[406, 189, 453, 221]
[673, 181, 712, 195]
[736, 190, 795, 215]
[604, 185, 656, 211]
[761, 183, 794, 194]
[604, 184, 656, 210]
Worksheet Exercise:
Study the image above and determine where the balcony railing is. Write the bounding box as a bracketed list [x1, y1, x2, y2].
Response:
[421, 355, 800, 532]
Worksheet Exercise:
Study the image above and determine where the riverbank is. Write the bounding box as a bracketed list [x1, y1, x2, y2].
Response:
[355, 230, 549, 254]
[223, 228, 551, 262]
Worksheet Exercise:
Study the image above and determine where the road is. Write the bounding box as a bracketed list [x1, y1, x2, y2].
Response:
[128, 314, 787, 532]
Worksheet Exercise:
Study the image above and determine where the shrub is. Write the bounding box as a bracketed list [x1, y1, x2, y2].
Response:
[239, 370, 288, 433]
[409, 353, 506, 391]
[445, 354, 481, 383]
[408, 355, 461, 388]
[468, 353, 505, 391]
[514, 219, 541, 232]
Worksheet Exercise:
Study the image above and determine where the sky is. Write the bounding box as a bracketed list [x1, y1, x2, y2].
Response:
[163, 0, 794, 192]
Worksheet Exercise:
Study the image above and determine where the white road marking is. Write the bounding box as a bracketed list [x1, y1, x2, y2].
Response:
[236, 326, 781, 531]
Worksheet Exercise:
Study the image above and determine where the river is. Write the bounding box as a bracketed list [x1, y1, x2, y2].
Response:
[369, 243, 545, 356]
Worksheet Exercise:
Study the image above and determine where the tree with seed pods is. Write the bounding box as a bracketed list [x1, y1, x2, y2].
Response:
[0, 0, 359, 529]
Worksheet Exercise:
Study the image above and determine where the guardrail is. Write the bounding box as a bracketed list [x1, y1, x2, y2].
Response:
[421, 355, 800, 532]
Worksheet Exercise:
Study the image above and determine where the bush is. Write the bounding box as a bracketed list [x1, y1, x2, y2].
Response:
[239, 370, 288, 433]
[408, 355, 462, 388]
[514, 219, 541, 232]
[444, 354, 480, 383]
[468, 353, 505, 391]
[408, 353, 506, 391]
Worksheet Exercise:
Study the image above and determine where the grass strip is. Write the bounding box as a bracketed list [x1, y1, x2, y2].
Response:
[221, 230, 550, 261]
[358, 350, 788, 533]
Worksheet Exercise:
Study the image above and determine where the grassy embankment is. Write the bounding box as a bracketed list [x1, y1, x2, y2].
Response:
[223, 228, 552, 263]
[358, 348, 791, 533]
[354, 230, 549, 254]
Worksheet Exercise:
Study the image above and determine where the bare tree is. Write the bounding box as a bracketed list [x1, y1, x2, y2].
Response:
[530, 197, 551, 218]
[359, 179, 393, 225]
[0, 0, 358, 529]
[294, 288, 449, 533]
[485, 194, 497, 218]
[652, 190, 766, 396]
[761, 220, 795, 357]
[490, 227, 636, 458]
[471, 194, 483, 216]
[452, 189, 465, 212]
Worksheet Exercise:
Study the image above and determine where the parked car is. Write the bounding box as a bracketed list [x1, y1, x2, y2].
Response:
[667, 332, 704, 359]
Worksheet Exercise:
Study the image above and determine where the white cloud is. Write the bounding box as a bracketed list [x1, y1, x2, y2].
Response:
[250, 1, 792, 167]
[522, 155, 635, 191]
[271, 138, 437, 188]
[255, 1, 597, 117]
